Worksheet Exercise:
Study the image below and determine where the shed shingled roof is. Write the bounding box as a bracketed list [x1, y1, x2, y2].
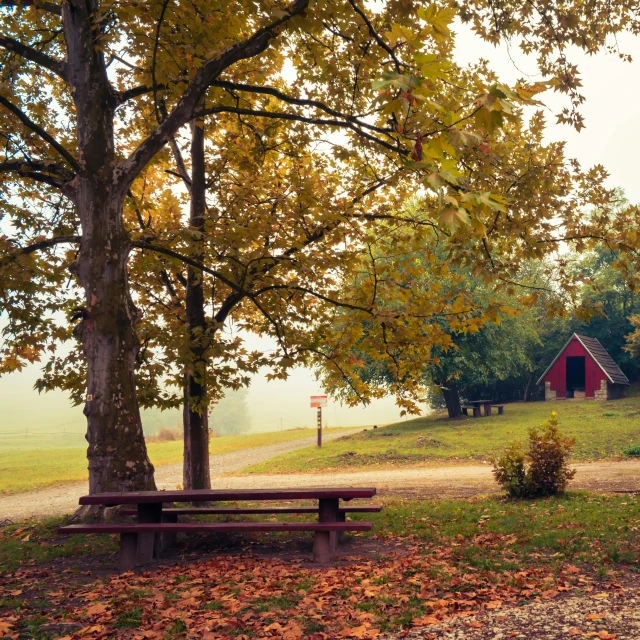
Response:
[537, 333, 630, 386]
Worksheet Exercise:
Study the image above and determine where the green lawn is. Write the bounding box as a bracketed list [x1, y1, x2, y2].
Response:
[1, 492, 638, 575]
[237, 395, 640, 475]
[0, 427, 351, 495]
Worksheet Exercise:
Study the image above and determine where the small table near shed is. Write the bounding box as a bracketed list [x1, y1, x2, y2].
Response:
[464, 400, 499, 417]
[60, 488, 379, 570]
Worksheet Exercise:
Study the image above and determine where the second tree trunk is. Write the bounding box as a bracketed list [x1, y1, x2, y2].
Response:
[182, 117, 211, 490]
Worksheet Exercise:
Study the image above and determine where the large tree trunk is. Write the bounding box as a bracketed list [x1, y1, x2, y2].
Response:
[441, 383, 462, 419]
[73, 191, 155, 493]
[64, 0, 155, 493]
[182, 117, 211, 490]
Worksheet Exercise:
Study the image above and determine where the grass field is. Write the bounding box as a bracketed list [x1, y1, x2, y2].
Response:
[0, 427, 351, 495]
[238, 394, 640, 475]
[1, 492, 637, 575]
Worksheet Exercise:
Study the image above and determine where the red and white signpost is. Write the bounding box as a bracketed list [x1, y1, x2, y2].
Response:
[310, 395, 328, 447]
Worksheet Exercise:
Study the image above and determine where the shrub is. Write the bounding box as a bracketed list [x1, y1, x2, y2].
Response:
[624, 444, 640, 457]
[147, 427, 181, 443]
[492, 442, 528, 498]
[492, 412, 576, 498]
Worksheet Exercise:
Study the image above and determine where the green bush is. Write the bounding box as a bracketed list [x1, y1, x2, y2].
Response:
[624, 444, 640, 457]
[492, 412, 576, 498]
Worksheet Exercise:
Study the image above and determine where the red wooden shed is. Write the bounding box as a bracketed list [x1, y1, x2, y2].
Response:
[537, 334, 629, 401]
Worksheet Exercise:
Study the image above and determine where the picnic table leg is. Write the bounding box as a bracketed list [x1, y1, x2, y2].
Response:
[314, 498, 339, 562]
[336, 510, 346, 545]
[472, 406, 481, 418]
[119, 532, 138, 572]
[484, 402, 491, 417]
[162, 512, 178, 551]
[136, 503, 162, 563]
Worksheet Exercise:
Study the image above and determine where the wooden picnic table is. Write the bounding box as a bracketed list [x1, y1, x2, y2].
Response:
[63, 487, 379, 570]
[463, 400, 505, 417]
[468, 399, 494, 416]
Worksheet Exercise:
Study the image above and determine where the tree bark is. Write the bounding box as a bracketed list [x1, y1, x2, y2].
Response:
[182, 116, 211, 490]
[64, 0, 155, 493]
[441, 382, 462, 419]
[523, 371, 536, 402]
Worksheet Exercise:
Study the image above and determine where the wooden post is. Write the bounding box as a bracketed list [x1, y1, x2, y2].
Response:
[318, 497, 339, 553]
[317, 406, 322, 448]
[161, 512, 178, 550]
[119, 532, 138, 572]
[313, 530, 332, 563]
[136, 503, 162, 563]
[336, 509, 346, 545]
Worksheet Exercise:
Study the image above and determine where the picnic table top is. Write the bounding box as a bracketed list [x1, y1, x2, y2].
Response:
[78, 487, 377, 506]
[468, 399, 494, 405]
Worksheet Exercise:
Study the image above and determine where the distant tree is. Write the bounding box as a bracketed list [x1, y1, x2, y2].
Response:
[428, 312, 541, 415]
[320, 228, 574, 418]
[210, 389, 252, 436]
[624, 316, 640, 360]
[570, 246, 640, 381]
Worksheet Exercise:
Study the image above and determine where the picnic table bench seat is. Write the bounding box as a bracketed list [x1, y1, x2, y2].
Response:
[58, 520, 372, 570]
[118, 505, 383, 517]
[462, 405, 482, 418]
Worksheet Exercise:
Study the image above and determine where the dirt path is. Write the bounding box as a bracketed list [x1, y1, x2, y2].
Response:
[218, 459, 640, 497]
[1, 448, 638, 522]
[0, 429, 358, 522]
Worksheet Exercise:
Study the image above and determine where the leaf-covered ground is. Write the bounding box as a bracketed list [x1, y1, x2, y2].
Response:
[0, 493, 638, 639]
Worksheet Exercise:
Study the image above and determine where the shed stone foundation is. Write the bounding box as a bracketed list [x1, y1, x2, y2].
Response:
[544, 381, 558, 401]
[594, 379, 607, 401]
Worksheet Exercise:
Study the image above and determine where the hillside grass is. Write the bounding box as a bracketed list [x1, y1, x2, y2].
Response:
[0, 427, 352, 496]
[237, 395, 640, 475]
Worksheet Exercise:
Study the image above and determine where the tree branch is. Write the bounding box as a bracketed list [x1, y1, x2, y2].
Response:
[0, 159, 73, 182]
[169, 136, 192, 191]
[0, 1, 62, 15]
[214, 291, 244, 324]
[0, 96, 79, 170]
[14, 170, 65, 189]
[209, 80, 394, 136]
[1, 235, 81, 267]
[195, 105, 404, 155]
[117, 0, 309, 193]
[346, 0, 402, 73]
[21, 234, 80, 255]
[131, 241, 242, 293]
[0, 34, 67, 80]
[116, 83, 166, 104]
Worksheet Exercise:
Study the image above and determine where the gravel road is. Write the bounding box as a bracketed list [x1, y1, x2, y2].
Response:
[1, 435, 638, 522]
[0, 429, 357, 522]
[218, 459, 640, 498]
[382, 579, 640, 639]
